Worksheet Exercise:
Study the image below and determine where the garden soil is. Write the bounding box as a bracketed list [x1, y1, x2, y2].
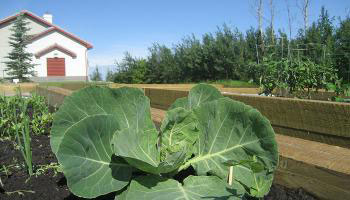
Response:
[0, 134, 317, 200]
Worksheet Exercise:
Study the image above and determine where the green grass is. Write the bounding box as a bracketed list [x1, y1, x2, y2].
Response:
[208, 80, 258, 88]
[39, 81, 108, 91]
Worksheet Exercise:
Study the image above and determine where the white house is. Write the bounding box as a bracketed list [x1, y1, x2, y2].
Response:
[0, 10, 93, 82]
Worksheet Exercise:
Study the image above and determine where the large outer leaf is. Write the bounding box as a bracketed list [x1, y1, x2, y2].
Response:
[117, 175, 244, 200]
[51, 86, 148, 154]
[108, 88, 186, 174]
[188, 83, 223, 109]
[169, 84, 223, 110]
[160, 84, 224, 165]
[57, 115, 132, 198]
[181, 97, 278, 197]
[52, 86, 150, 198]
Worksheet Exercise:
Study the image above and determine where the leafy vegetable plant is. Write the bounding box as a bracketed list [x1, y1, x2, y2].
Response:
[0, 92, 52, 138]
[51, 84, 278, 199]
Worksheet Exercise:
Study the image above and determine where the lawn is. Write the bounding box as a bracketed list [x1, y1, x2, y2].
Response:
[208, 80, 258, 88]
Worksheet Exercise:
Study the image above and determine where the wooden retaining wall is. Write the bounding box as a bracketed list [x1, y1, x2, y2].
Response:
[0, 83, 38, 95]
[145, 88, 350, 148]
[36, 86, 350, 200]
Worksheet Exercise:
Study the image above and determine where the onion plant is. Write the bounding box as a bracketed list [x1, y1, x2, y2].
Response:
[13, 102, 33, 176]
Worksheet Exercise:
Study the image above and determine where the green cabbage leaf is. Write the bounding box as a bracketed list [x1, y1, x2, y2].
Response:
[51, 84, 278, 199]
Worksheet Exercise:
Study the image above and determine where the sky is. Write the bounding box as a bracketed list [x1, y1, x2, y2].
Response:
[1, 0, 350, 71]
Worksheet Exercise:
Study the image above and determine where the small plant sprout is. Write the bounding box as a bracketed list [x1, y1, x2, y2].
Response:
[51, 84, 278, 199]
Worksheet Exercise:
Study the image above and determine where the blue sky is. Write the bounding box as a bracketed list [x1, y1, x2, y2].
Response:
[1, 0, 350, 69]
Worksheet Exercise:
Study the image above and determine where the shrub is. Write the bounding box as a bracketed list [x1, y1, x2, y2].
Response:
[252, 56, 339, 97]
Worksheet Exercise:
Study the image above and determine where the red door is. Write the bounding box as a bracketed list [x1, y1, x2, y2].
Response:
[47, 58, 65, 76]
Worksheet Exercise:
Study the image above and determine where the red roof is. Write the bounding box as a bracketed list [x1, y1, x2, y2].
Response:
[35, 43, 77, 58]
[0, 10, 93, 49]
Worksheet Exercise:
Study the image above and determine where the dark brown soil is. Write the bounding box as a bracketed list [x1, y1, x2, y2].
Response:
[265, 185, 317, 200]
[0, 134, 318, 200]
[0, 134, 115, 200]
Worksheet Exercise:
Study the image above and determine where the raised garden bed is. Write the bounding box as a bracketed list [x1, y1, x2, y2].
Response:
[1, 85, 319, 200]
[34, 86, 350, 200]
[0, 133, 317, 200]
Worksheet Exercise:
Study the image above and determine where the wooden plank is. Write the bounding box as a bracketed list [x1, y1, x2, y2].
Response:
[0, 83, 38, 95]
[146, 88, 188, 110]
[39, 87, 350, 146]
[274, 167, 350, 200]
[225, 93, 350, 139]
[145, 88, 350, 139]
[273, 126, 350, 148]
[36, 86, 72, 107]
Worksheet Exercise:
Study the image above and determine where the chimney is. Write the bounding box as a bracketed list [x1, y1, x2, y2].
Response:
[43, 12, 53, 24]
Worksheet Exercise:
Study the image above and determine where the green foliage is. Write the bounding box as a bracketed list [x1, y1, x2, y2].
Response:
[118, 175, 244, 200]
[4, 13, 35, 82]
[14, 111, 33, 176]
[211, 80, 258, 88]
[296, 59, 338, 96]
[111, 24, 254, 84]
[51, 84, 278, 199]
[335, 16, 350, 82]
[105, 69, 114, 82]
[252, 55, 338, 97]
[113, 52, 148, 83]
[327, 80, 350, 102]
[108, 6, 350, 93]
[89, 66, 102, 81]
[0, 93, 53, 138]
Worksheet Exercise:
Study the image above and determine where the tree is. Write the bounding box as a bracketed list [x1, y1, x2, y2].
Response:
[285, 0, 294, 57]
[298, 0, 310, 35]
[269, 0, 275, 45]
[106, 69, 114, 82]
[255, 0, 265, 55]
[90, 66, 102, 81]
[4, 13, 35, 82]
[335, 17, 350, 82]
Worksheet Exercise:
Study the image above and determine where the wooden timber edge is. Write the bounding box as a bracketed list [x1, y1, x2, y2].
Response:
[36, 86, 350, 148]
[150, 107, 350, 200]
[0, 83, 38, 95]
[36, 86, 72, 107]
[144, 88, 350, 148]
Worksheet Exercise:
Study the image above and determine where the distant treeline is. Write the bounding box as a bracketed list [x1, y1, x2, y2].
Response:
[107, 7, 350, 84]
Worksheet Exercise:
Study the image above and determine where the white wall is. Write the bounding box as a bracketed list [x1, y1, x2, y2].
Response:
[0, 16, 49, 78]
[27, 31, 88, 77]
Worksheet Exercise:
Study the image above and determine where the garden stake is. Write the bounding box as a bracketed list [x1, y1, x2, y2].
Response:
[228, 166, 234, 186]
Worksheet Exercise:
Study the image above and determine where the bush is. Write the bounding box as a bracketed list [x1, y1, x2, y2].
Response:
[252, 56, 339, 97]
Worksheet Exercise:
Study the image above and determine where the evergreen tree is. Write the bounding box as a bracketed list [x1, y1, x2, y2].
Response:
[106, 69, 114, 82]
[335, 17, 350, 82]
[90, 66, 102, 81]
[4, 13, 35, 82]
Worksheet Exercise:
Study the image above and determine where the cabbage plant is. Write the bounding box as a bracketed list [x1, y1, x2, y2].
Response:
[50, 84, 278, 199]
